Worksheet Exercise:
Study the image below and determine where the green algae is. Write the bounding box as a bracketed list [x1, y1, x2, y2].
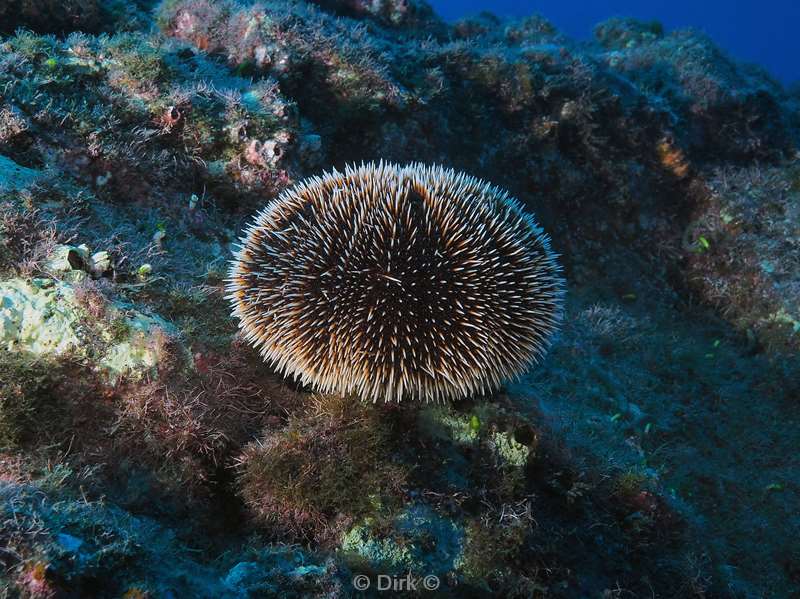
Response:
[490, 430, 530, 468]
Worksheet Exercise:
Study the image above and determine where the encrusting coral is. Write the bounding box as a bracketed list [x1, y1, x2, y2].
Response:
[227, 162, 564, 402]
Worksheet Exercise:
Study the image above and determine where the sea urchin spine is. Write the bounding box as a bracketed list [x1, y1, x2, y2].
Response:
[227, 162, 564, 402]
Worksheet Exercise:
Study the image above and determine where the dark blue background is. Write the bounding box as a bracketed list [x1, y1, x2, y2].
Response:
[428, 0, 798, 86]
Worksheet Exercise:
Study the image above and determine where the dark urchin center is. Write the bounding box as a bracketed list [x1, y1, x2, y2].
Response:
[297, 183, 537, 397]
[299, 186, 462, 388]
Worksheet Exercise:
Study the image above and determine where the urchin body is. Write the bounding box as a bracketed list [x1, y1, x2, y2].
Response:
[227, 162, 563, 402]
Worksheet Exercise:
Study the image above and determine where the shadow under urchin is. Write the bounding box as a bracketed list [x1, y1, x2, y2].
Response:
[226, 162, 564, 402]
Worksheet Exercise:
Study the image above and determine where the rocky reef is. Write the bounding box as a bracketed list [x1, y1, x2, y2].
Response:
[0, 1, 798, 597]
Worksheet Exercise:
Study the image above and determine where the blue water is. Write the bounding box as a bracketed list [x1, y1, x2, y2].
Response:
[428, 0, 799, 86]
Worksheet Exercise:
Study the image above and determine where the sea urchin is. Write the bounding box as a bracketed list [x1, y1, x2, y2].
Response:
[227, 162, 563, 402]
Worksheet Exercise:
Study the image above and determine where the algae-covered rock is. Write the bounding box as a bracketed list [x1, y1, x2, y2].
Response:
[416, 404, 484, 446]
[417, 403, 537, 465]
[686, 161, 800, 351]
[236, 395, 408, 543]
[0, 154, 40, 192]
[0, 277, 179, 382]
[98, 309, 173, 382]
[0, 477, 232, 598]
[0, 278, 82, 355]
[0, 1, 797, 596]
[490, 430, 531, 468]
[415, 401, 538, 498]
[222, 548, 336, 598]
[43, 244, 91, 279]
[342, 504, 464, 576]
[0, 0, 155, 36]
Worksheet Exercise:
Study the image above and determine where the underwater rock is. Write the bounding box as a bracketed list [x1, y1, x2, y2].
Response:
[0, 154, 40, 193]
[0, 0, 155, 35]
[0, 31, 303, 210]
[222, 549, 336, 598]
[89, 250, 112, 278]
[235, 394, 408, 543]
[99, 310, 175, 383]
[43, 244, 91, 278]
[490, 430, 531, 468]
[594, 17, 665, 50]
[0, 277, 180, 383]
[342, 504, 465, 576]
[55, 533, 84, 554]
[0, 1, 797, 596]
[416, 404, 484, 446]
[685, 160, 800, 351]
[0, 278, 83, 355]
[224, 562, 273, 596]
[0, 0, 105, 35]
[0, 478, 239, 597]
[313, 0, 446, 33]
[596, 21, 793, 161]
